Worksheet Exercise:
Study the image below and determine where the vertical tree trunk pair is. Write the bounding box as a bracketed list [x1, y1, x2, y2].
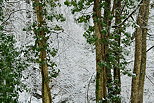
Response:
[94, 0, 123, 102]
[93, 0, 116, 102]
[93, 0, 107, 102]
[32, 0, 52, 103]
[131, 0, 150, 103]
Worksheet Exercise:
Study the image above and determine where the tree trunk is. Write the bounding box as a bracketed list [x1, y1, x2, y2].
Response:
[103, 0, 112, 95]
[138, 0, 150, 103]
[131, 19, 142, 103]
[32, 0, 52, 103]
[93, 0, 107, 102]
[113, 0, 122, 102]
[131, 0, 150, 103]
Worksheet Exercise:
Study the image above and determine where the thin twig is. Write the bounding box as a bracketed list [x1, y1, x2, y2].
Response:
[127, 45, 154, 63]
[0, 9, 29, 26]
[146, 75, 154, 86]
[146, 46, 154, 52]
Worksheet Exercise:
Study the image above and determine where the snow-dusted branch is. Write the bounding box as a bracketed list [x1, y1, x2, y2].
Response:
[0, 9, 29, 26]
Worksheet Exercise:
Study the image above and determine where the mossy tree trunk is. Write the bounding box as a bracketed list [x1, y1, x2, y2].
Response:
[113, 0, 122, 102]
[103, 0, 112, 95]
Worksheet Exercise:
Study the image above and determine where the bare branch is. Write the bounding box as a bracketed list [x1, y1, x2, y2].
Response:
[146, 75, 154, 86]
[112, 0, 144, 28]
[146, 46, 154, 52]
[0, 9, 29, 26]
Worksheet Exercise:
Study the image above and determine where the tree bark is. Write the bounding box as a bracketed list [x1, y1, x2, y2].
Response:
[113, 0, 122, 102]
[32, 0, 52, 103]
[93, 0, 112, 102]
[138, 0, 150, 103]
[131, 0, 150, 103]
[104, 0, 112, 95]
[93, 0, 107, 102]
[131, 19, 142, 103]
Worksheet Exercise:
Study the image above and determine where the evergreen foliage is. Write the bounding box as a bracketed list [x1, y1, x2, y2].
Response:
[0, 1, 26, 102]
[0, 30, 23, 103]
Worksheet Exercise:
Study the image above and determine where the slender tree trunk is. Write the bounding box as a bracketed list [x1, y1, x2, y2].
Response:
[113, 0, 122, 102]
[138, 0, 150, 103]
[131, 0, 150, 103]
[104, 0, 112, 95]
[93, 0, 107, 102]
[131, 9, 143, 103]
[32, 0, 52, 103]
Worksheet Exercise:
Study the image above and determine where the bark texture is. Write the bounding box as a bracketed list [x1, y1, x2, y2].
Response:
[32, 0, 52, 103]
[138, 0, 150, 103]
[113, 0, 122, 102]
[104, 0, 112, 94]
[93, 0, 107, 102]
[93, 0, 111, 102]
[131, 0, 150, 103]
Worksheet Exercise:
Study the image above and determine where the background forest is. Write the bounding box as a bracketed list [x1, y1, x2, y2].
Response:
[0, 0, 154, 103]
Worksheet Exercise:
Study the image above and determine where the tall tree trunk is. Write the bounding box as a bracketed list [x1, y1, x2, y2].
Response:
[93, 0, 112, 102]
[32, 0, 52, 103]
[113, 0, 122, 102]
[93, 0, 107, 102]
[138, 0, 150, 103]
[131, 17, 142, 103]
[131, 0, 150, 103]
[104, 0, 112, 95]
